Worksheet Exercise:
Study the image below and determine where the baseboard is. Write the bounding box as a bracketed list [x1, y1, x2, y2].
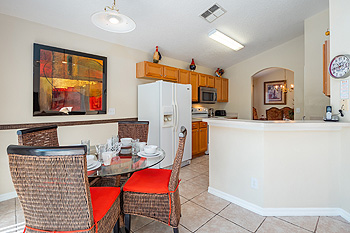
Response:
[208, 187, 350, 222]
[0, 192, 17, 202]
[339, 208, 350, 222]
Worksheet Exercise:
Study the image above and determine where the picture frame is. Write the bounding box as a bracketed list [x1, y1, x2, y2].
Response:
[264, 80, 286, 105]
[33, 43, 107, 116]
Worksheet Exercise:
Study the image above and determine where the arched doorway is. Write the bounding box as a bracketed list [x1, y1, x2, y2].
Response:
[252, 67, 294, 120]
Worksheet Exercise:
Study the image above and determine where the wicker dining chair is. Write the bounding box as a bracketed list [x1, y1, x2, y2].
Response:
[7, 145, 121, 233]
[91, 121, 150, 188]
[17, 125, 59, 147]
[266, 107, 283, 120]
[123, 126, 187, 233]
[118, 121, 149, 142]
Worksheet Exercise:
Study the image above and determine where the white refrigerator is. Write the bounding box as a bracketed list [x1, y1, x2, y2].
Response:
[138, 81, 192, 168]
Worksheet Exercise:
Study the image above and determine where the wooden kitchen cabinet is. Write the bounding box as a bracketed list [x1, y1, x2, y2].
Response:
[199, 127, 208, 153]
[207, 76, 215, 88]
[222, 78, 229, 102]
[199, 74, 207, 87]
[136, 61, 229, 102]
[178, 69, 190, 84]
[192, 121, 208, 157]
[192, 122, 200, 155]
[136, 61, 178, 82]
[137, 61, 163, 79]
[163, 66, 179, 82]
[190, 72, 199, 102]
[215, 77, 223, 101]
[323, 40, 330, 97]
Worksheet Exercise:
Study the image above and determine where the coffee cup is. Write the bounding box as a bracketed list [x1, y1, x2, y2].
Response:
[121, 138, 132, 147]
[144, 145, 157, 154]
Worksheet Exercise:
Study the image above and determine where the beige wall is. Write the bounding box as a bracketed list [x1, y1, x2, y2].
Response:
[209, 126, 265, 206]
[329, 0, 350, 214]
[253, 69, 294, 118]
[0, 13, 213, 196]
[224, 36, 305, 120]
[304, 10, 330, 120]
[209, 123, 348, 214]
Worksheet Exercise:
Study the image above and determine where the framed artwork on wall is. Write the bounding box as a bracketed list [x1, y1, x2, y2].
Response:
[264, 80, 286, 105]
[33, 43, 107, 116]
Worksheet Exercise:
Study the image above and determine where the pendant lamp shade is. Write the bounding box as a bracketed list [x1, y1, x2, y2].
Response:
[91, 0, 136, 33]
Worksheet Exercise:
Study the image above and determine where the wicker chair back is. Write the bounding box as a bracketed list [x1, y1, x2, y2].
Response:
[266, 107, 283, 120]
[7, 145, 95, 232]
[118, 121, 149, 142]
[17, 125, 59, 147]
[168, 126, 187, 191]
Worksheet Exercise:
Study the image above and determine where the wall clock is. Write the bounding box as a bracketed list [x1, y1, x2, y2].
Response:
[329, 54, 350, 79]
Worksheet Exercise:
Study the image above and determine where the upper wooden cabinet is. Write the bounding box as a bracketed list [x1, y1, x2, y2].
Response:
[163, 66, 178, 82]
[215, 77, 228, 102]
[199, 74, 207, 87]
[137, 61, 163, 79]
[178, 69, 190, 84]
[199, 74, 215, 88]
[136, 61, 228, 102]
[215, 77, 223, 102]
[207, 76, 215, 88]
[190, 72, 199, 102]
[136, 61, 178, 82]
[323, 40, 330, 97]
[222, 78, 229, 102]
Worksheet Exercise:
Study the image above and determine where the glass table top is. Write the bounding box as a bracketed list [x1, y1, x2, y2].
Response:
[88, 148, 165, 177]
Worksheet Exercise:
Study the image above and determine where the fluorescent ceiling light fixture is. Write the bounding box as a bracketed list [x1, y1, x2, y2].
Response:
[208, 29, 244, 51]
[91, 0, 136, 33]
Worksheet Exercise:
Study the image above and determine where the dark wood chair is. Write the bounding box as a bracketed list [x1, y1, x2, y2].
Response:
[281, 107, 294, 120]
[7, 145, 121, 233]
[266, 107, 283, 120]
[118, 121, 149, 142]
[17, 125, 59, 147]
[253, 107, 258, 120]
[123, 126, 187, 233]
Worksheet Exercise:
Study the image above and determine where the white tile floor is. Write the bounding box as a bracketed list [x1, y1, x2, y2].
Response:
[1, 154, 350, 233]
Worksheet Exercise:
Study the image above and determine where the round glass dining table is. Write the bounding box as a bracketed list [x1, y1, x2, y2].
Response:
[88, 148, 165, 178]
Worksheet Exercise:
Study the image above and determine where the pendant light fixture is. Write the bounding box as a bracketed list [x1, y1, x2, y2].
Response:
[91, 0, 136, 33]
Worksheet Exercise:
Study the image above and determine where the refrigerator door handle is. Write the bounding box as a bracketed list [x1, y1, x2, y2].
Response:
[172, 104, 177, 129]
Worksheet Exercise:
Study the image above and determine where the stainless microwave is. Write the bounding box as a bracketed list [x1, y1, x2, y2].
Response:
[198, 87, 217, 104]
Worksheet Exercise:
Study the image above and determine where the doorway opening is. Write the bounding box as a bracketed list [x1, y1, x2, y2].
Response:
[252, 67, 294, 120]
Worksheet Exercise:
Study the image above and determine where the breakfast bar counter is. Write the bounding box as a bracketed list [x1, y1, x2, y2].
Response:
[202, 118, 350, 220]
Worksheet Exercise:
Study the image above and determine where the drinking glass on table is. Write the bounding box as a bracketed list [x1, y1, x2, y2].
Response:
[132, 139, 140, 154]
[95, 144, 106, 162]
[81, 140, 90, 154]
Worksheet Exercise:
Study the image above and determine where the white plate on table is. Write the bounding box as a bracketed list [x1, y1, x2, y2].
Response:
[87, 161, 101, 171]
[137, 151, 160, 158]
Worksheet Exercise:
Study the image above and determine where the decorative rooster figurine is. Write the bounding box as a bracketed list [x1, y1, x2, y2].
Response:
[189, 58, 196, 71]
[153, 46, 162, 63]
[215, 68, 225, 77]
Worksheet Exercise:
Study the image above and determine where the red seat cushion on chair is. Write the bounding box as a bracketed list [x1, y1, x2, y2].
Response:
[90, 187, 121, 222]
[123, 168, 172, 194]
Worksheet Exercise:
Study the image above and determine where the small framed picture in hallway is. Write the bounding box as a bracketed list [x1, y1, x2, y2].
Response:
[264, 80, 286, 105]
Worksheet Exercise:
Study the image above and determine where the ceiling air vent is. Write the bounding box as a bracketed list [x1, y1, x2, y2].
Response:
[200, 3, 226, 23]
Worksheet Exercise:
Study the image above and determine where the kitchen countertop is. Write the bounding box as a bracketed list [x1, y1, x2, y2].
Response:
[203, 118, 350, 131]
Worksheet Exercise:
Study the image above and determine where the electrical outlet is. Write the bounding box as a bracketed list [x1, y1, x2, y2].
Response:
[108, 108, 116, 115]
[341, 99, 349, 111]
[296, 108, 300, 113]
[251, 177, 258, 189]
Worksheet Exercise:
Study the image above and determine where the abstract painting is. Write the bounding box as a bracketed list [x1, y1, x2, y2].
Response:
[33, 43, 107, 116]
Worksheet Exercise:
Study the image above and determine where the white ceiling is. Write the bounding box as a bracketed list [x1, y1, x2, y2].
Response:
[0, 0, 328, 69]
